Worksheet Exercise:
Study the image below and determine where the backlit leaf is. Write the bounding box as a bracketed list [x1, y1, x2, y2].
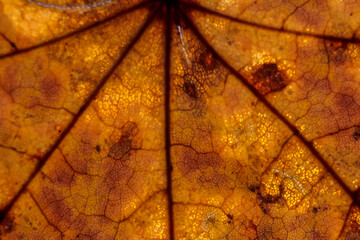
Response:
[0, 0, 360, 239]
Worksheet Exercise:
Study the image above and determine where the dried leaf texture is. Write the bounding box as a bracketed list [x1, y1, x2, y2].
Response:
[0, 5, 150, 210]
[1, 5, 169, 239]
[184, 0, 360, 38]
[170, 14, 351, 240]
[0, 0, 146, 52]
[0, 0, 360, 239]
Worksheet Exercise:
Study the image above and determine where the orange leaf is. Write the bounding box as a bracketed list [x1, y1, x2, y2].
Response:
[0, 0, 360, 239]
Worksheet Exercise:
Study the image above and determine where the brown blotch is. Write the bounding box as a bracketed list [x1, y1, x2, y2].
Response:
[199, 49, 218, 71]
[183, 81, 197, 99]
[108, 136, 131, 161]
[122, 121, 138, 137]
[178, 148, 223, 175]
[0, 217, 14, 234]
[108, 122, 138, 161]
[38, 73, 63, 105]
[258, 193, 282, 204]
[326, 40, 348, 64]
[250, 63, 288, 95]
[353, 125, 360, 141]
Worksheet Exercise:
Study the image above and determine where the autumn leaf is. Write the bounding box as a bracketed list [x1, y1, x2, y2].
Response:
[0, 0, 360, 239]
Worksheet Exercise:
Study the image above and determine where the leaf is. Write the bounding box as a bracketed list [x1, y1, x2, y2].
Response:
[0, 0, 360, 239]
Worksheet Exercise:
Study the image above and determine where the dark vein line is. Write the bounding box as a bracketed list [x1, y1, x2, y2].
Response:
[175, 5, 360, 208]
[178, 1, 360, 44]
[0, 0, 154, 59]
[28, 191, 63, 238]
[0, 33, 17, 50]
[337, 202, 353, 239]
[165, 3, 175, 240]
[0, 3, 162, 223]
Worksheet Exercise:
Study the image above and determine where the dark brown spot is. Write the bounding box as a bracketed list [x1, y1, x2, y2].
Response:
[199, 50, 217, 71]
[258, 193, 281, 204]
[183, 81, 197, 99]
[248, 184, 260, 192]
[226, 214, 233, 220]
[353, 125, 360, 141]
[95, 145, 100, 152]
[1, 217, 14, 234]
[122, 121, 138, 137]
[326, 41, 349, 64]
[312, 207, 318, 213]
[108, 136, 131, 161]
[250, 63, 288, 95]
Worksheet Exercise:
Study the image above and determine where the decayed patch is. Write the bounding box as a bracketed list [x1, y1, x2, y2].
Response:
[249, 63, 289, 95]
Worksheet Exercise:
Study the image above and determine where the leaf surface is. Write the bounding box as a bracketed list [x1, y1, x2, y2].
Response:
[0, 0, 360, 239]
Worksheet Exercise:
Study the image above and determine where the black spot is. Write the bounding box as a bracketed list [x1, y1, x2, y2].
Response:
[312, 207, 318, 213]
[95, 145, 100, 152]
[108, 136, 132, 161]
[226, 214, 233, 220]
[248, 184, 260, 192]
[250, 63, 288, 95]
[353, 125, 360, 141]
[183, 81, 197, 99]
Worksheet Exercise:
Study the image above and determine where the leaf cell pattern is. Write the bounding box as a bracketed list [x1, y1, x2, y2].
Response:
[0, 0, 360, 239]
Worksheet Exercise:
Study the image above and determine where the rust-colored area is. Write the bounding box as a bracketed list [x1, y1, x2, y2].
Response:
[250, 63, 289, 95]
